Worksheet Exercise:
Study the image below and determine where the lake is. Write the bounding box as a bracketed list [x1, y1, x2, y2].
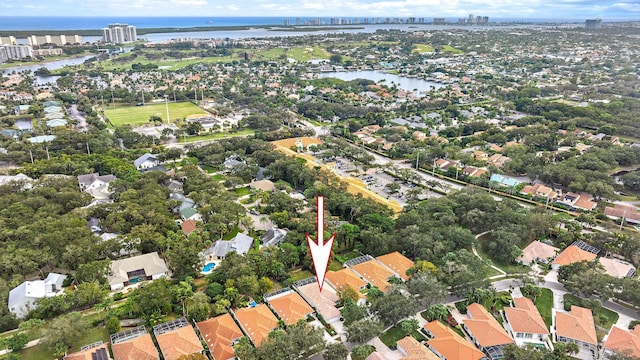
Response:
[317, 70, 445, 96]
[1, 55, 96, 84]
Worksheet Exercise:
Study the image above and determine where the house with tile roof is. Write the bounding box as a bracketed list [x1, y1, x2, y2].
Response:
[503, 297, 551, 349]
[376, 251, 415, 281]
[63, 342, 111, 360]
[462, 303, 514, 359]
[551, 245, 597, 270]
[110, 326, 159, 360]
[604, 204, 640, 225]
[233, 304, 279, 346]
[598, 257, 636, 278]
[180, 219, 198, 237]
[325, 268, 368, 304]
[557, 192, 597, 212]
[520, 183, 558, 201]
[602, 326, 640, 359]
[351, 259, 394, 292]
[517, 240, 559, 265]
[554, 306, 597, 360]
[153, 317, 204, 360]
[422, 320, 486, 360]
[396, 336, 439, 360]
[196, 314, 243, 360]
[295, 280, 341, 323]
[265, 289, 314, 325]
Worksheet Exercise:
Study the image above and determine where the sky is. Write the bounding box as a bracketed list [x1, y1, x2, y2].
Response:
[1, 0, 640, 19]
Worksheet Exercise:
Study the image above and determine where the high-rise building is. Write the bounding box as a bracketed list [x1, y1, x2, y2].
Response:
[102, 24, 137, 44]
[433, 18, 447, 24]
[585, 19, 602, 29]
[0, 44, 33, 62]
[0, 36, 16, 45]
[26, 34, 81, 46]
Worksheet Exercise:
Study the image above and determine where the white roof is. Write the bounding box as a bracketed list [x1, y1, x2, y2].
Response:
[517, 240, 559, 264]
[8, 273, 67, 313]
[107, 252, 168, 286]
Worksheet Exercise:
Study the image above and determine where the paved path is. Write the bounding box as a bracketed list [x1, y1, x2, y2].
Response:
[0, 338, 40, 356]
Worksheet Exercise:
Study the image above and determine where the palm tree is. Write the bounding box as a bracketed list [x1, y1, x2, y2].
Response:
[424, 304, 450, 322]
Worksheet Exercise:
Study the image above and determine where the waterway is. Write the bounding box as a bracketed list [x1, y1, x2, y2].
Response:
[317, 70, 445, 96]
[1, 55, 96, 84]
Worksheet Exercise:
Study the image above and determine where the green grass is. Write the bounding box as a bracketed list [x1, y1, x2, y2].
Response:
[233, 187, 251, 196]
[289, 269, 314, 282]
[334, 250, 361, 264]
[475, 239, 530, 274]
[530, 288, 554, 329]
[328, 259, 343, 271]
[181, 129, 255, 143]
[441, 45, 463, 54]
[379, 324, 426, 347]
[253, 46, 331, 62]
[104, 101, 204, 126]
[12, 326, 109, 360]
[211, 173, 226, 181]
[413, 44, 435, 53]
[222, 225, 241, 240]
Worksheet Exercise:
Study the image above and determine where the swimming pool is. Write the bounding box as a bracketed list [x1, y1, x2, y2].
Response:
[201, 262, 216, 274]
[248, 301, 257, 308]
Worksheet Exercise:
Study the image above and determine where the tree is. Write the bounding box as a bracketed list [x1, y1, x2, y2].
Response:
[186, 292, 211, 322]
[5, 332, 28, 352]
[174, 278, 195, 316]
[423, 304, 450, 322]
[324, 342, 348, 360]
[558, 261, 613, 300]
[406, 273, 447, 309]
[329, 54, 343, 64]
[186, 122, 204, 135]
[149, 115, 163, 124]
[350, 345, 376, 360]
[337, 285, 359, 304]
[105, 315, 121, 334]
[42, 312, 89, 352]
[74, 260, 110, 284]
[346, 318, 384, 343]
[340, 299, 368, 326]
[399, 318, 419, 336]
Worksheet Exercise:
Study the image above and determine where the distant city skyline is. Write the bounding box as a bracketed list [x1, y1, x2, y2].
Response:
[0, 0, 639, 19]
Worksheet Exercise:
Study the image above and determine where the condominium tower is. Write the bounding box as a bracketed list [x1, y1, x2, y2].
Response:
[102, 24, 137, 44]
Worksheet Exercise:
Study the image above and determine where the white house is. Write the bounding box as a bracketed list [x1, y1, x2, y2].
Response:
[203, 233, 254, 261]
[133, 153, 159, 171]
[77, 172, 117, 200]
[107, 252, 169, 291]
[8, 273, 67, 318]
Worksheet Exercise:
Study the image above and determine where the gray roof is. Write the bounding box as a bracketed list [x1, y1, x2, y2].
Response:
[8, 273, 67, 318]
[260, 228, 287, 247]
[134, 153, 158, 168]
[107, 252, 168, 286]
[206, 233, 254, 258]
[77, 172, 117, 189]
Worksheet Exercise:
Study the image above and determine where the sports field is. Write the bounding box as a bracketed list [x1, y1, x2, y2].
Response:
[105, 102, 205, 126]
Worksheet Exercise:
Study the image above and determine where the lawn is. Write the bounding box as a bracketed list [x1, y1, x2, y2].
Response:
[530, 288, 554, 329]
[475, 238, 530, 274]
[334, 250, 361, 264]
[211, 173, 226, 181]
[379, 324, 425, 348]
[181, 129, 256, 143]
[413, 44, 435, 53]
[104, 101, 204, 126]
[441, 45, 463, 54]
[253, 46, 331, 62]
[289, 269, 314, 282]
[222, 225, 241, 240]
[233, 187, 251, 196]
[14, 326, 109, 360]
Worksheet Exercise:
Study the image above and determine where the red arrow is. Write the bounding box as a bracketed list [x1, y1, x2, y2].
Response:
[307, 196, 335, 292]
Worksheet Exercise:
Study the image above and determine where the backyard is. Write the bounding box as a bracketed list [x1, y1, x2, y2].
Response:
[379, 323, 427, 348]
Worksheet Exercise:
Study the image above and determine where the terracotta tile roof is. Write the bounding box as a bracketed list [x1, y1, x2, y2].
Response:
[376, 252, 414, 281]
[604, 326, 640, 358]
[604, 204, 640, 223]
[599, 257, 636, 278]
[463, 303, 514, 347]
[504, 297, 549, 335]
[197, 314, 243, 360]
[180, 219, 198, 236]
[352, 260, 393, 292]
[111, 334, 159, 360]
[267, 291, 314, 325]
[396, 336, 439, 360]
[552, 246, 597, 266]
[296, 283, 341, 321]
[156, 325, 204, 360]
[63, 343, 111, 360]
[325, 268, 367, 293]
[574, 193, 597, 211]
[556, 306, 597, 345]
[234, 304, 279, 346]
[424, 320, 485, 360]
[518, 240, 559, 264]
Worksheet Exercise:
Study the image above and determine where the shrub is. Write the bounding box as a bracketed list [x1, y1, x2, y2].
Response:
[455, 301, 468, 314]
[113, 292, 124, 301]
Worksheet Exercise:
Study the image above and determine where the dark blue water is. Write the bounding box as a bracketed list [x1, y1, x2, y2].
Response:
[0, 16, 601, 31]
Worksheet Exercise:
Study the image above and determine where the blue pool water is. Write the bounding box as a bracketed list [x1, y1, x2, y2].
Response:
[248, 301, 257, 308]
[202, 263, 216, 272]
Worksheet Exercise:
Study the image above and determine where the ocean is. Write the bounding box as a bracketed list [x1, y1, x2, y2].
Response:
[0, 16, 593, 31]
